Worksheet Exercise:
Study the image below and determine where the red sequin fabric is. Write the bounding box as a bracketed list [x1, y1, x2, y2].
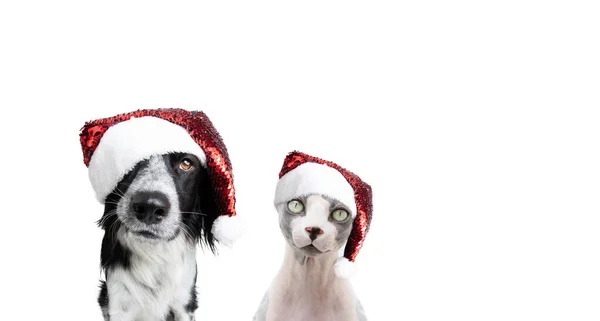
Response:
[279, 151, 373, 263]
[79, 108, 237, 218]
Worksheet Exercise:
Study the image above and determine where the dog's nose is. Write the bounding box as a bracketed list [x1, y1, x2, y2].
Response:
[305, 227, 323, 241]
[131, 191, 170, 225]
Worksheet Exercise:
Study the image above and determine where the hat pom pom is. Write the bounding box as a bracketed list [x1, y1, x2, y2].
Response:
[334, 257, 357, 279]
[212, 215, 244, 246]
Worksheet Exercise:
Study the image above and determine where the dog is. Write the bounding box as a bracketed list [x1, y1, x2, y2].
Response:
[97, 152, 217, 321]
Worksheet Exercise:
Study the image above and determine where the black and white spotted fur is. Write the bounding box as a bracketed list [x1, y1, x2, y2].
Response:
[254, 195, 367, 321]
[97, 153, 218, 321]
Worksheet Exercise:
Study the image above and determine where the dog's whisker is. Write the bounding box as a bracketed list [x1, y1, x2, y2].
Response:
[110, 188, 126, 197]
[179, 226, 192, 241]
[180, 225, 197, 243]
[114, 186, 128, 197]
[98, 211, 118, 226]
[98, 217, 112, 227]
[106, 215, 121, 242]
[180, 211, 207, 216]
[110, 192, 125, 199]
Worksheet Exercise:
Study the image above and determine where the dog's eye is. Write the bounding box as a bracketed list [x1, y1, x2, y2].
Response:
[287, 200, 304, 214]
[179, 158, 194, 171]
[331, 209, 349, 222]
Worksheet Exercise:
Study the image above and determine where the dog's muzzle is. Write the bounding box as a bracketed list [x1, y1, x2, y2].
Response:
[130, 191, 171, 225]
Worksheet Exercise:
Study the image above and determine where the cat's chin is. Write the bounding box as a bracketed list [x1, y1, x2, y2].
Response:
[297, 244, 331, 257]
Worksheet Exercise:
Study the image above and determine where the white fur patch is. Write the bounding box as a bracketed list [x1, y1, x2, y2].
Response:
[107, 230, 197, 321]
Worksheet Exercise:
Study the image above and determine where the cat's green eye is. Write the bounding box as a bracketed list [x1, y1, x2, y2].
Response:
[287, 200, 304, 214]
[331, 209, 349, 222]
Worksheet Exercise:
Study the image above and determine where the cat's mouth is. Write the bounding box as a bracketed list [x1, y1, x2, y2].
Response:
[299, 244, 331, 256]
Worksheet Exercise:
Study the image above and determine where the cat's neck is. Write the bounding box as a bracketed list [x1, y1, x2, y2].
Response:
[268, 244, 359, 320]
[280, 244, 345, 292]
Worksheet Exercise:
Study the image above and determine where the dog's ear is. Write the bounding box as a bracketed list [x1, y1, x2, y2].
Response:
[193, 167, 218, 252]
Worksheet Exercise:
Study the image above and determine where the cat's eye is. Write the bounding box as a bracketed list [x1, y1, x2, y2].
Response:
[287, 200, 304, 214]
[331, 209, 349, 222]
[179, 158, 194, 171]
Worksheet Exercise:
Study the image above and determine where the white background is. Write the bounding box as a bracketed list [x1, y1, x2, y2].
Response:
[0, 1, 599, 320]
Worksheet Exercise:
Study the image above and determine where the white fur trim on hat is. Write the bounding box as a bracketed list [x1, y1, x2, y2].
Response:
[334, 257, 357, 278]
[274, 162, 357, 217]
[212, 215, 244, 246]
[88, 116, 207, 203]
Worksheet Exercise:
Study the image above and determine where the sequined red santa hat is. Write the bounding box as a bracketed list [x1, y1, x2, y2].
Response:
[275, 151, 373, 278]
[79, 108, 241, 245]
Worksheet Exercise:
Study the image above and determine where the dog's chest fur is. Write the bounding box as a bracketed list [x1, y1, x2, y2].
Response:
[104, 231, 197, 321]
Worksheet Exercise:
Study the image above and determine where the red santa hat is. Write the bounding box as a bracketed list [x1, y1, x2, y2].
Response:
[275, 151, 373, 278]
[79, 108, 241, 245]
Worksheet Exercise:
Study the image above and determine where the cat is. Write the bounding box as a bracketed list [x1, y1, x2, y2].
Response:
[254, 194, 367, 321]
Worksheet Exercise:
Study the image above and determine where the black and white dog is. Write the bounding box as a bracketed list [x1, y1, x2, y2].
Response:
[97, 152, 217, 321]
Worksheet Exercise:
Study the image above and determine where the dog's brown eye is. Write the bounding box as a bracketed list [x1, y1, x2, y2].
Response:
[179, 158, 194, 171]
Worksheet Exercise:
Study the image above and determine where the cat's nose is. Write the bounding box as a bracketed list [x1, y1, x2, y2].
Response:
[305, 227, 323, 241]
